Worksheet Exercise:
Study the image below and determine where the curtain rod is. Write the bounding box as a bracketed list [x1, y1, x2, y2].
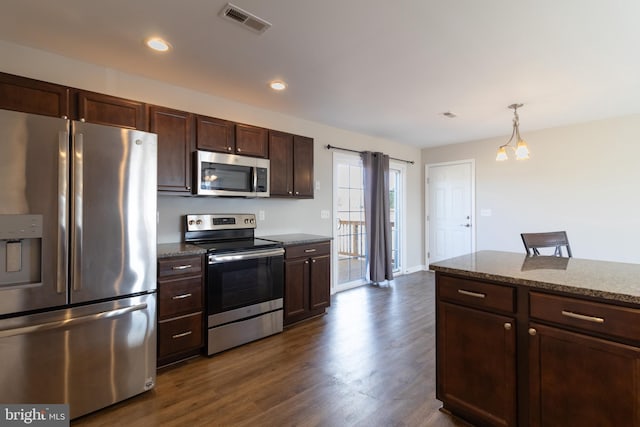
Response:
[325, 144, 415, 165]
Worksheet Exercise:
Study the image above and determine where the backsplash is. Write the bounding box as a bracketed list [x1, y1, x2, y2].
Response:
[157, 196, 332, 243]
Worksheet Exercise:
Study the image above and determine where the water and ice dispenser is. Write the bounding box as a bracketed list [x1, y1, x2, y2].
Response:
[0, 215, 42, 287]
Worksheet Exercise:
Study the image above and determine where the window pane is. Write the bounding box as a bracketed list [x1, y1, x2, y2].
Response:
[337, 158, 366, 285]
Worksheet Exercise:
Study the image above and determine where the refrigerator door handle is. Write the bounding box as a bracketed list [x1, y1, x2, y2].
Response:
[57, 127, 69, 295]
[0, 303, 148, 339]
[72, 131, 83, 292]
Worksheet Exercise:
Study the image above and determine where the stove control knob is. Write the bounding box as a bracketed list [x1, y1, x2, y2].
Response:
[188, 220, 195, 226]
[196, 219, 202, 225]
[250, 218, 255, 224]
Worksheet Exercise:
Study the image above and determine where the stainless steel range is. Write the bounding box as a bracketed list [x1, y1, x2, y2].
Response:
[185, 213, 284, 355]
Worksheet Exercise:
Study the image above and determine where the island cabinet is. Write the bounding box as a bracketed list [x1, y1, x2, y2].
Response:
[149, 106, 195, 193]
[269, 131, 314, 198]
[157, 254, 204, 367]
[73, 89, 147, 130]
[528, 292, 640, 427]
[283, 241, 330, 325]
[435, 256, 640, 427]
[0, 72, 69, 118]
[436, 274, 517, 427]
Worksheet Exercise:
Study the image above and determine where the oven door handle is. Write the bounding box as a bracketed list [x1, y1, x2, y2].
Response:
[209, 247, 285, 264]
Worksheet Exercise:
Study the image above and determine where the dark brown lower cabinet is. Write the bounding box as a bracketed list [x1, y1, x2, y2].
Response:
[436, 271, 640, 427]
[528, 323, 640, 427]
[284, 241, 331, 325]
[157, 255, 204, 367]
[437, 302, 517, 427]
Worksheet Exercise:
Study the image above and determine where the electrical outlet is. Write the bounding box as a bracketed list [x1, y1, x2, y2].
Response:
[315, 180, 320, 191]
[320, 210, 330, 219]
[258, 210, 265, 221]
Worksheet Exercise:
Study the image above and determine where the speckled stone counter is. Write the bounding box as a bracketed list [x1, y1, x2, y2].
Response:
[429, 250, 640, 305]
[259, 233, 332, 246]
[157, 243, 206, 259]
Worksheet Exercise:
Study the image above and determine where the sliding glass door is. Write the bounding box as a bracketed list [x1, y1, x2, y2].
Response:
[333, 153, 406, 292]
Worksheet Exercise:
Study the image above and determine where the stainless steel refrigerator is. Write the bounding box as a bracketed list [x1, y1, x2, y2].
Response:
[0, 110, 157, 419]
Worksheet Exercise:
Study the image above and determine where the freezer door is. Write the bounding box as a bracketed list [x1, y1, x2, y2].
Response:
[71, 121, 157, 303]
[0, 111, 69, 315]
[0, 293, 156, 419]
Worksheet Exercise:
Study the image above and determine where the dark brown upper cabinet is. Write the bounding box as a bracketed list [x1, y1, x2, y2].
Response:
[269, 131, 294, 197]
[269, 131, 314, 198]
[235, 123, 268, 158]
[74, 90, 147, 131]
[292, 135, 314, 198]
[195, 115, 235, 153]
[149, 106, 195, 193]
[0, 72, 69, 118]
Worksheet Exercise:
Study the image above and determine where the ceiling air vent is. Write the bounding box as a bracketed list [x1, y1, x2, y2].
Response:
[220, 3, 272, 34]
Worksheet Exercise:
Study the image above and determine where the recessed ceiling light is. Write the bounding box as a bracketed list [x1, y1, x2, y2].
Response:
[270, 81, 287, 91]
[146, 37, 171, 52]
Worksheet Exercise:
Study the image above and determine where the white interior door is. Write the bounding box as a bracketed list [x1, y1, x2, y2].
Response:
[426, 161, 475, 264]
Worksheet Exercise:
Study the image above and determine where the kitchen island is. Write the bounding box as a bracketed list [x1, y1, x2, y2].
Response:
[429, 251, 640, 427]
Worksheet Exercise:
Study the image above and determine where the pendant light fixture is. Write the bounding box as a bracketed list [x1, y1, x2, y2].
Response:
[496, 103, 530, 161]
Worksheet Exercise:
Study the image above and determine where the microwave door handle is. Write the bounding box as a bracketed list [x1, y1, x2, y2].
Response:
[252, 166, 258, 196]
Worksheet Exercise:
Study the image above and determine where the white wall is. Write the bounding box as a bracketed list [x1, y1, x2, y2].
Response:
[0, 40, 424, 271]
[422, 114, 640, 264]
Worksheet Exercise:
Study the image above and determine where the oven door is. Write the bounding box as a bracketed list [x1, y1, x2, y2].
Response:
[206, 248, 284, 316]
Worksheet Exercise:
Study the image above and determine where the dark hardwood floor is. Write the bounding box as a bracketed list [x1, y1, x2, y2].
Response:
[73, 271, 469, 427]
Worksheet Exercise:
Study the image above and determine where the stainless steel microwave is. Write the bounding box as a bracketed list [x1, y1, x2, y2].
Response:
[194, 151, 270, 197]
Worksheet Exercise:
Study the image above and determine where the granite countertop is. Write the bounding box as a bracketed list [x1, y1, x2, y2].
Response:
[429, 250, 640, 305]
[157, 243, 206, 259]
[259, 233, 332, 246]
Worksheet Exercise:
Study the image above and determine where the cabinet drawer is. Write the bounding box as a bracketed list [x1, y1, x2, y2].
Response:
[285, 241, 330, 259]
[530, 292, 640, 342]
[158, 276, 203, 320]
[158, 313, 203, 358]
[438, 275, 515, 313]
[158, 256, 202, 278]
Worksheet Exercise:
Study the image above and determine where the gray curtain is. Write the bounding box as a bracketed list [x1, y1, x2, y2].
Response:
[361, 151, 394, 283]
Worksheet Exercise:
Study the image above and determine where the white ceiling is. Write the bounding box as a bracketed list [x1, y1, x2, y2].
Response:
[1, 0, 640, 148]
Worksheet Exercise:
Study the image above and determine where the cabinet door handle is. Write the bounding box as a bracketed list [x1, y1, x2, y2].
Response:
[528, 328, 537, 336]
[304, 249, 317, 253]
[237, 148, 242, 153]
[561, 310, 605, 324]
[172, 331, 193, 339]
[312, 259, 316, 263]
[171, 293, 192, 300]
[171, 264, 192, 270]
[504, 323, 512, 330]
[457, 289, 486, 299]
